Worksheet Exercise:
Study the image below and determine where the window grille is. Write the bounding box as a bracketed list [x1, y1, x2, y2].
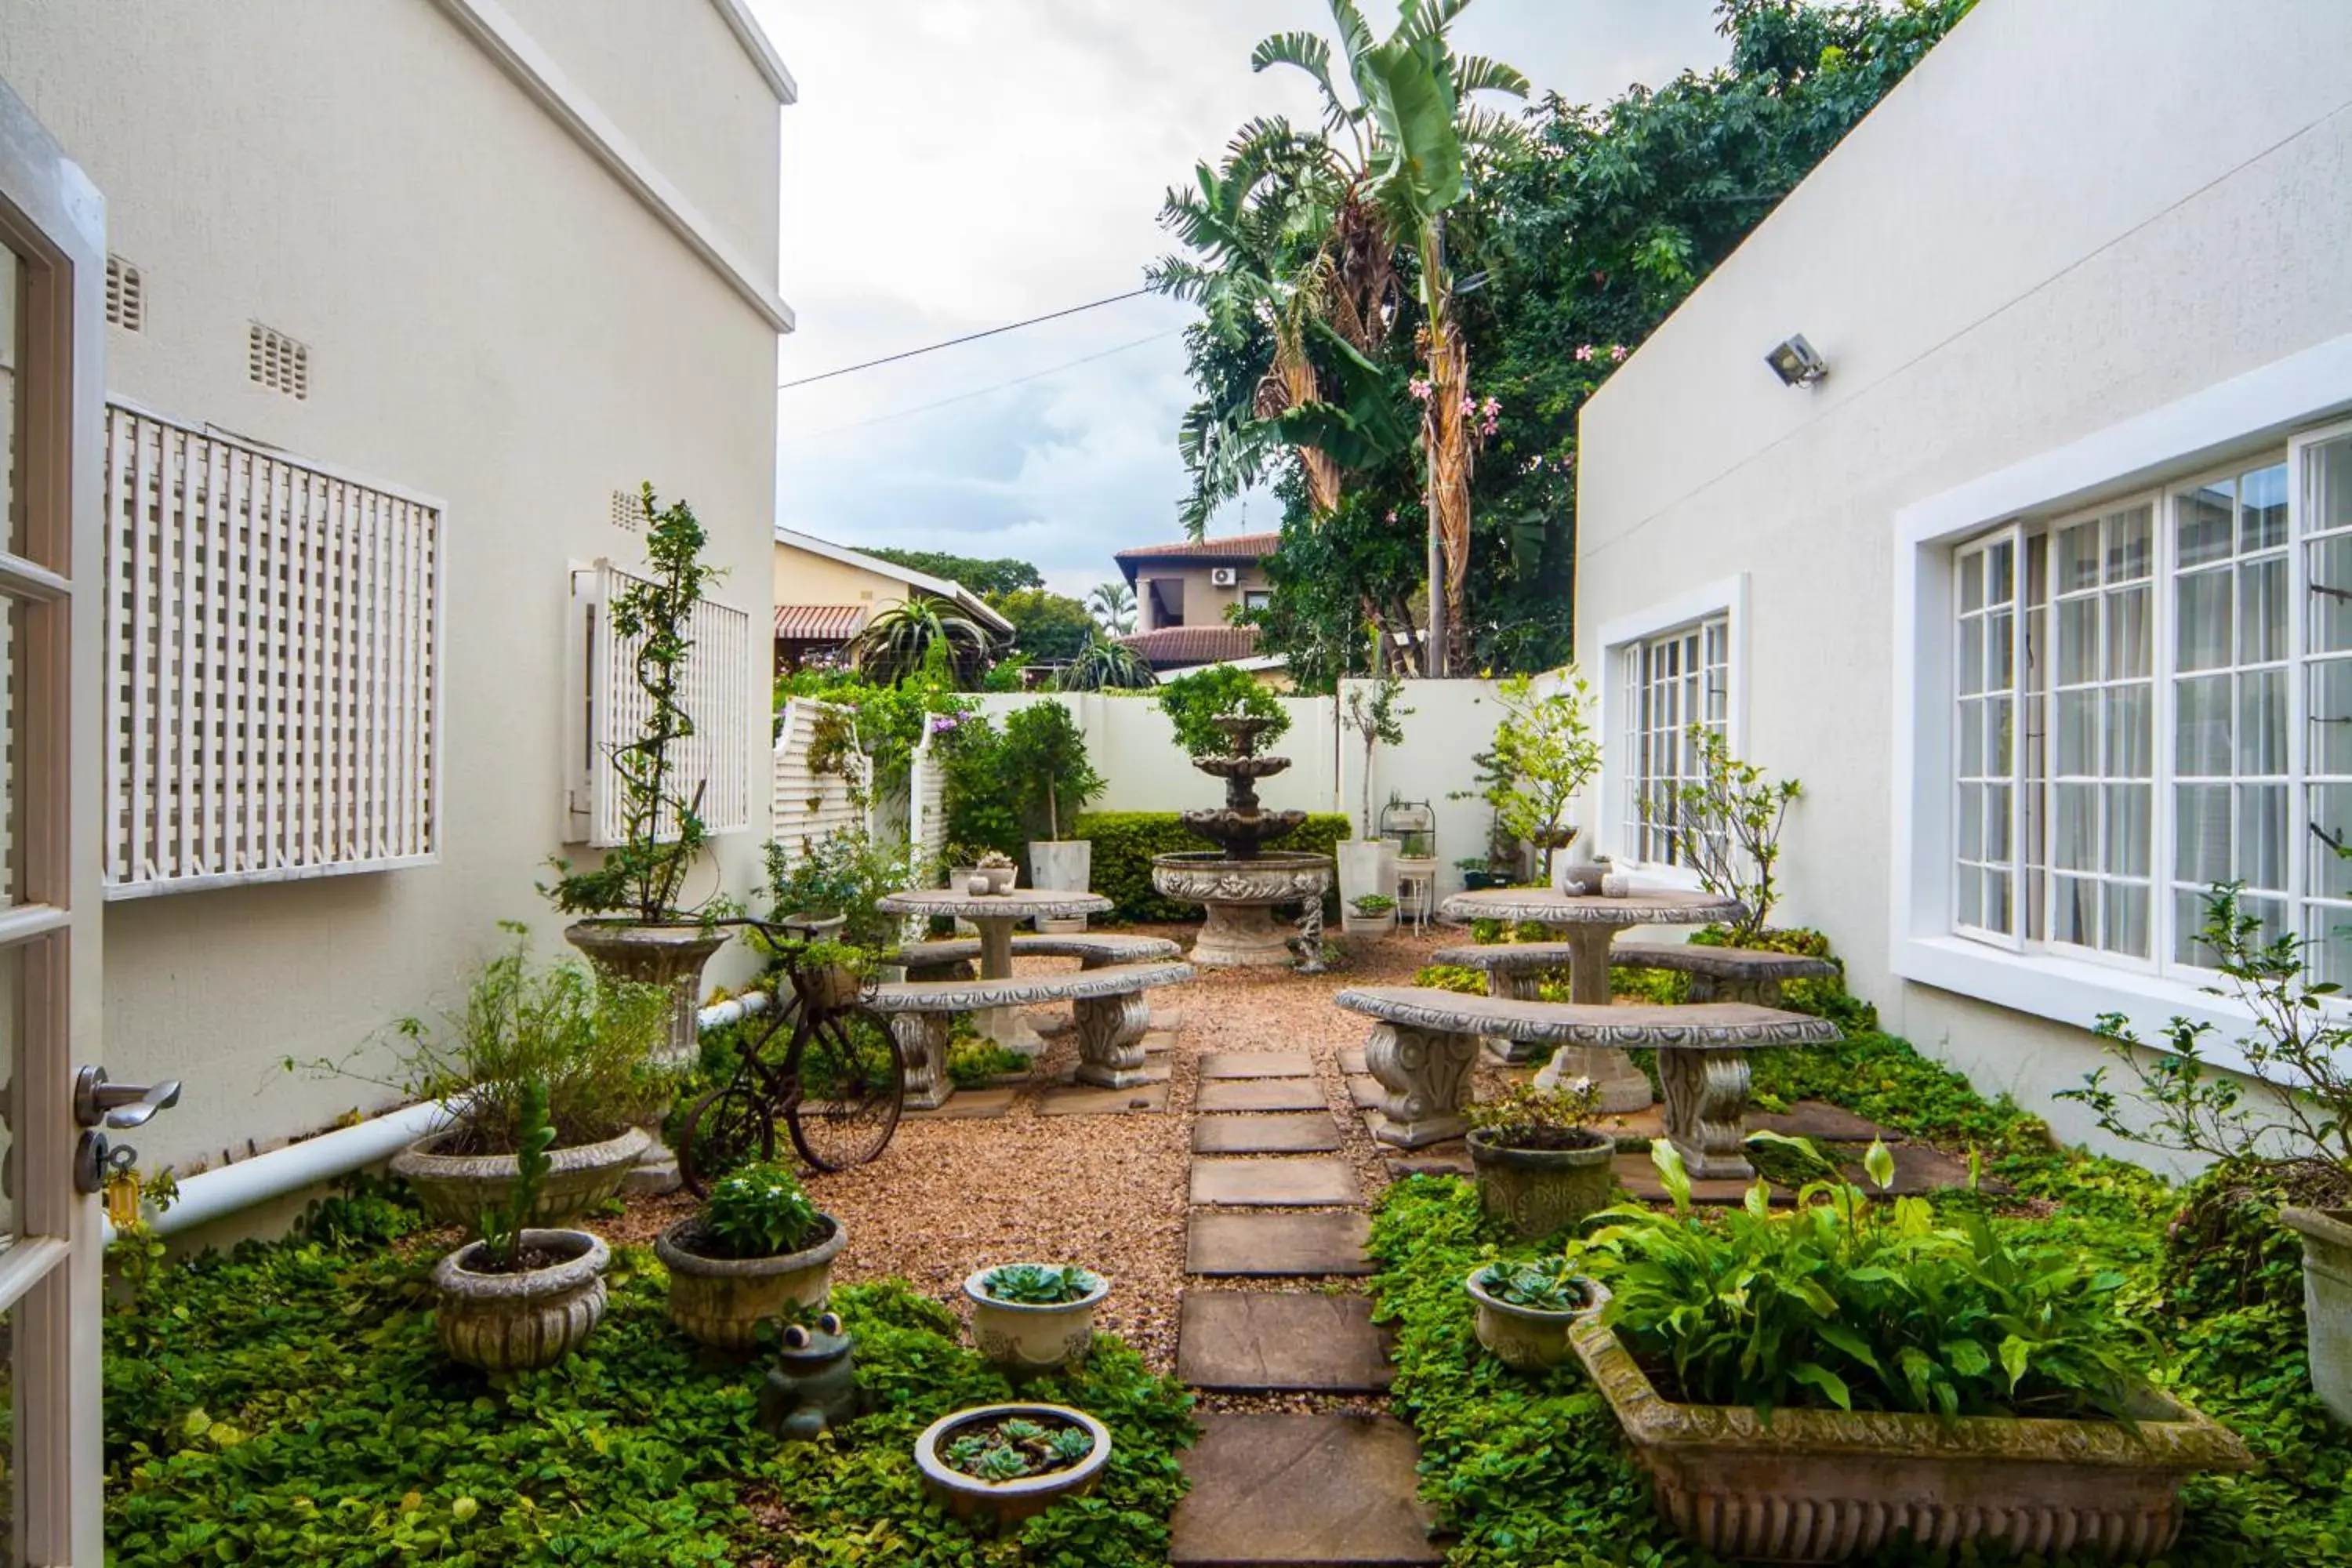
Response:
[1623, 615, 1730, 867]
[105, 254, 142, 332]
[567, 561, 752, 847]
[102, 401, 441, 896]
[246, 322, 309, 400]
[609, 488, 643, 533]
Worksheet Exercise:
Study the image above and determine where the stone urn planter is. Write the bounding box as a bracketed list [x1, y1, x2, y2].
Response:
[430, 1228, 611, 1373]
[1568, 1282, 2253, 1563]
[2283, 1206, 2352, 1424]
[964, 1265, 1109, 1375]
[1028, 840, 1093, 933]
[1465, 1264, 1595, 1370]
[392, 1125, 649, 1229]
[655, 1213, 847, 1349]
[563, 920, 729, 1062]
[1466, 1126, 1614, 1240]
[1336, 837, 1395, 910]
[1341, 897, 1397, 938]
[914, 1403, 1111, 1526]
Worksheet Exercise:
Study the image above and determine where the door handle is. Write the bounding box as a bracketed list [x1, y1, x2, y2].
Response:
[73, 1065, 183, 1130]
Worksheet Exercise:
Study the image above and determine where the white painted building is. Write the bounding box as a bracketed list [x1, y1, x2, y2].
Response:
[1, 0, 791, 1179]
[1573, 0, 2352, 1159]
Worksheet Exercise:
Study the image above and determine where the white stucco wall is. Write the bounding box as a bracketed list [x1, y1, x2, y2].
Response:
[1573, 0, 2352, 1165]
[4, 0, 785, 1171]
[965, 692, 1341, 822]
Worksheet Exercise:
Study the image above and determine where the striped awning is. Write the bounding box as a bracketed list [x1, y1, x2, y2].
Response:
[774, 604, 867, 641]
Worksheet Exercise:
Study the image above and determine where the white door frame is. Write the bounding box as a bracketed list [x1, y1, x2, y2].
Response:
[0, 72, 107, 1567]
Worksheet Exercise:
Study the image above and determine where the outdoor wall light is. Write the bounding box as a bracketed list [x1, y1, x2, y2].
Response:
[1765, 334, 1828, 387]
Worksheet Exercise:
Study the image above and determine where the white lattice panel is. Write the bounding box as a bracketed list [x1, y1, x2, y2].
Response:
[572, 561, 752, 847]
[909, 731, 946, 869]
[102, 402, 442, 896]
[768, 699, 862, 868]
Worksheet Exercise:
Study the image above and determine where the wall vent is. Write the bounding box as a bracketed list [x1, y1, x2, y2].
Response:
[246, 322, 309, 401]
[106, 254, 143, 332]
[609, 488, 644, 532]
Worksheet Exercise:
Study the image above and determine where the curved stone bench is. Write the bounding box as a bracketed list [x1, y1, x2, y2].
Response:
[1333, 985, 1839, 1174]
[871, 960, 1195, 1108]
[1428, 942, 1580, 1063]
[1609, 942, 1837, 1007]
[891, 933, 1183, 982]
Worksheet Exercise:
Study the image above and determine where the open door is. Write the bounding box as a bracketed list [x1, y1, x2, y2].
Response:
[0, 74, 108, 1566]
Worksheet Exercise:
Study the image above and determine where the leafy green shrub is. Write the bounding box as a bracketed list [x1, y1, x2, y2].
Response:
[1155, 666, 1288, 757]
[936, 713, 1026, 861]
[947, 1037, 1030, 1089]
[1071, 811, 1352, 921]
[1414, 962, 1490, 996]
[764, 826, 913, 953]
[1000, 700, 1106, 840]
[699, 1160, 823, 1259]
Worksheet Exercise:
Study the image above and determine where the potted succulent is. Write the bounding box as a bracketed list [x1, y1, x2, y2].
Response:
[430, 1082, 611, 1373]
[655, 1159, 847, 1348]
[1343, 892, 1397, 937]
[1001, 700, 1105, 932]
[913, 1403, 1111, 1526]
[1465, 1079, 1613, 1240]
[331, 930, 670, 1228]
[543, 485, 735, 1060]
[964, 1263, 1109, 1375]
[1465, 1258, 1596, 1370]
[1568, 1137, 2252, 1563]
[973, 851, 1019, 895]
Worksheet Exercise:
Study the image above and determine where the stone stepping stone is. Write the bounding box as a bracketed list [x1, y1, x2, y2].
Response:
[1143, 1029, 1178, 1055]
[1198, 1079, 1326, 1113]
[1750, 1099, 1904, 1144]
[1051, 1062, 1171, 1087]
[1384, 1142, 1472, 1180]
[1190, 1156, 1359, 1207]
[1339, 1047, 1368, 1075]
[1170, 1414, 1440, 1566]
[904, 1087, 1018, 1120]
[1200, 1051, 1315, 1080]
[1152, 1007, 1185, 1032]
[1187, 1212, 1371, 1276]
[1037, 1082, 1169, 1116]
[1177, 1293, 1392, 1392]
[1347, 1074, 1383, 1109]
[1193, 1113, 1342, 1155]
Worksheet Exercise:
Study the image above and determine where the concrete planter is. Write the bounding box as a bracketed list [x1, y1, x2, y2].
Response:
[430, 1229, 609, 1373]
[2283, 1206, 2352, 1424]
[1336, 838, 1395, 909]
[1028, 840, 1093, 934]
[1341, 909, 1396, 938]
[561, 920, 728, 1062]
[655, 1213, 847, 1349]
[964, 1265, 1110, 1375]
[1570, 1282, 2253, 1563]
[1465, 1267, 1593, 1370]
[392, 1125, 649, 1229]
[914, 1403, 1110, 1526]
[1466, 1126, 1614, 1240]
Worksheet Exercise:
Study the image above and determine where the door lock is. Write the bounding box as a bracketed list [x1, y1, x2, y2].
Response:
[74, 1131, 139, 1196]
[74, 1065, 182, 1130]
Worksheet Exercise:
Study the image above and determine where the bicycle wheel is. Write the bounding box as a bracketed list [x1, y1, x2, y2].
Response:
[677, 1082, 778, 1197]
[784, 1004, 905, 1171]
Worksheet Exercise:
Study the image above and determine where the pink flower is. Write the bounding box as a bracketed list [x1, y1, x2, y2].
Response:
[1407, 376, 1432, 402]
[1573, 344, 1595, 363]
[1480, 395, 1501, 416]
[1609, 344, 1628, 362]
[1459, 394, 1477, 417]
[1385, 510, 1398, 523]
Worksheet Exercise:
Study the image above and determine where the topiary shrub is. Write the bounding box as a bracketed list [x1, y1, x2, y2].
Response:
[1071, 811, 1352, 921]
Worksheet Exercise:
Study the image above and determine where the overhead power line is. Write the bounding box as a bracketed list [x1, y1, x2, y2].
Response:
[779, 329, 1181, 444]
[777, 287, 1157, 390]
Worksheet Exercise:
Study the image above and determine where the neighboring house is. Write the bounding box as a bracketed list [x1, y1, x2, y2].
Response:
[1571, 0, 2352, 1163]
[771, 526, 1013, 670]
[2, 0, 793, 1179]
[1116, 530, 1277, 632]
[1116, 623, 1269, 677]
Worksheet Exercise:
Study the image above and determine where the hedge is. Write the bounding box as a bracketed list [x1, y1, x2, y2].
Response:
[1070, 811, 1353, 922]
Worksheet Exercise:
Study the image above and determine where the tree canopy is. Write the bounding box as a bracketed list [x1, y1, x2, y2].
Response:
[858, 547, 1044, 601]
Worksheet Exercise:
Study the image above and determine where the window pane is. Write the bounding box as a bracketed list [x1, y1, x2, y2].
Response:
[2307, 905, 2352, 990]
[2056, 597, 2097, 684]
[2056, 689, 2096, 775]
[2238, 668, 2288, 775]
[2176, 783, 2232, 884]
[1956, 863, 1983, 929]
[2240, 782, 2288, 891]
[2107, 506, 2153, 582]
[2057, 522, 2100, 592]
[2105, 586, 2151, 678]
[2241, 463, 2289, 550]
[2176, 889, 2223, 966]
[1958, 782, 1985, 860]
[1958, 617, 1984, 696]
[2104, 684, 2151, 777]
[2308, 434, 2352, 535]
[2175, 673, 2233, 775]
[1960, 548, 1985, 612]
[1987, 783, 2013, 860]
[2053, 876, 2096, 945]
[1, 595, 14, 909]
[2239, 556, 2287, 664]
[2177, 483, 2234, 567]
[1987, 539, 2015, 604]
[2311, 535, 2352, 652]
[1989, 695, 2014, 774]
[1958, 696, 1985, 776]
[1985, 870, 2013, 935]
[2314, 661, 2352, 775]
[2053, 784, 2096, 871]
[2102, 881, 2149, 958]
[2175, 570, 2233, 671]
[2307, 783, 2352, 897]
[1988, 608, 2015, 689]
[2103, 783, 2150, 877]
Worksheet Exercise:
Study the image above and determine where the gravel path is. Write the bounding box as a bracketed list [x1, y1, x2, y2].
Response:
[604, 924, 1454, 1378]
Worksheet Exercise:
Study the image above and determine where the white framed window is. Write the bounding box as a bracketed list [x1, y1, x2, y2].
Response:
[100, 401, 442, 896]
[566, 560, 753, 847]
[1944, 426, 2352, 986]
[1596, 575, 1747, 875]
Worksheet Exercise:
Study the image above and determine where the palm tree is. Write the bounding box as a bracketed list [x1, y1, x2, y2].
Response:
[844, 597, 996, 687]
[1057, 633, 1158, 691]
[1087, 581, 1138, 635]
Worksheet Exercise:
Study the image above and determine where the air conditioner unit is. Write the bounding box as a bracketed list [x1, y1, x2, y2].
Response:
[1210, 566, 1239, 587]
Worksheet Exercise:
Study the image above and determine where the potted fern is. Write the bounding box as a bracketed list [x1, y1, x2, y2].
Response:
[546, 484, 735, 1060]
[430, 1081, 612, 1373]
[655, 1159, 847, 1348]
[1465, 1078, 1613, 1240]
[963, 1262, 1109, 1375]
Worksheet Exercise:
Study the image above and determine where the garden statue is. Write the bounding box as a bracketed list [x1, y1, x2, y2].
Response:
[757, 1312, 863, 1443]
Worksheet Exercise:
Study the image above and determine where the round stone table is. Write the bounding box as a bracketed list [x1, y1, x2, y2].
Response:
[1436, 886, 1744, 1110]
[877, 887, 1113, 1054]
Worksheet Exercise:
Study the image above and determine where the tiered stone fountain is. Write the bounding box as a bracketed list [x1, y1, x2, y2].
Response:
[1151, 712, 1334, 967]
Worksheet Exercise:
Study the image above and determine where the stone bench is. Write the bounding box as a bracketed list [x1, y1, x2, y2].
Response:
[870, 960, 1194, 1109]
[1608, 942, 1838, 1006]
[1333, 985, 1839, 1177]
[889, 933, 1183, 982]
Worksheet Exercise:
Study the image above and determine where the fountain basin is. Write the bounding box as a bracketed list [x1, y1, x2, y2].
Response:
[1152, 851, 1334, 968]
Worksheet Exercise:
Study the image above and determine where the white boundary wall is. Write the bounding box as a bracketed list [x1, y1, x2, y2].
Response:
[1337, 677, 1506, 902]
[965, 692, 1342, 818]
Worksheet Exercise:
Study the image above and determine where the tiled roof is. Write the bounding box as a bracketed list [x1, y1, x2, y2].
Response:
[1113, 532, 1280, 564]
[1116, 624, 1261, 668]
[774, 604, 867, 641]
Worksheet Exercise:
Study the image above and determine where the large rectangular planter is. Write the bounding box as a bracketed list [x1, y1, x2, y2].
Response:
[2282, 1205, 2352, 1425]
[1568, 1301, 2250, 1563]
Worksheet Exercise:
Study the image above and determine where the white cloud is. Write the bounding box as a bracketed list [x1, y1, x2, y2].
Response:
[752, 0, 1730, 596]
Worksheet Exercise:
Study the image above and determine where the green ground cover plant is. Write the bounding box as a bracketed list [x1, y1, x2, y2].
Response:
[103, 1185, 1193, 1566]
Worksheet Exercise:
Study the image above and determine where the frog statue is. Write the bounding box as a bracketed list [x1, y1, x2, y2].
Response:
[757, 1310, 862, 1443]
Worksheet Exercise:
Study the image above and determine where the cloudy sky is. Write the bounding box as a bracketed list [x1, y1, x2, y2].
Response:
[750, 0, 1732, 597]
